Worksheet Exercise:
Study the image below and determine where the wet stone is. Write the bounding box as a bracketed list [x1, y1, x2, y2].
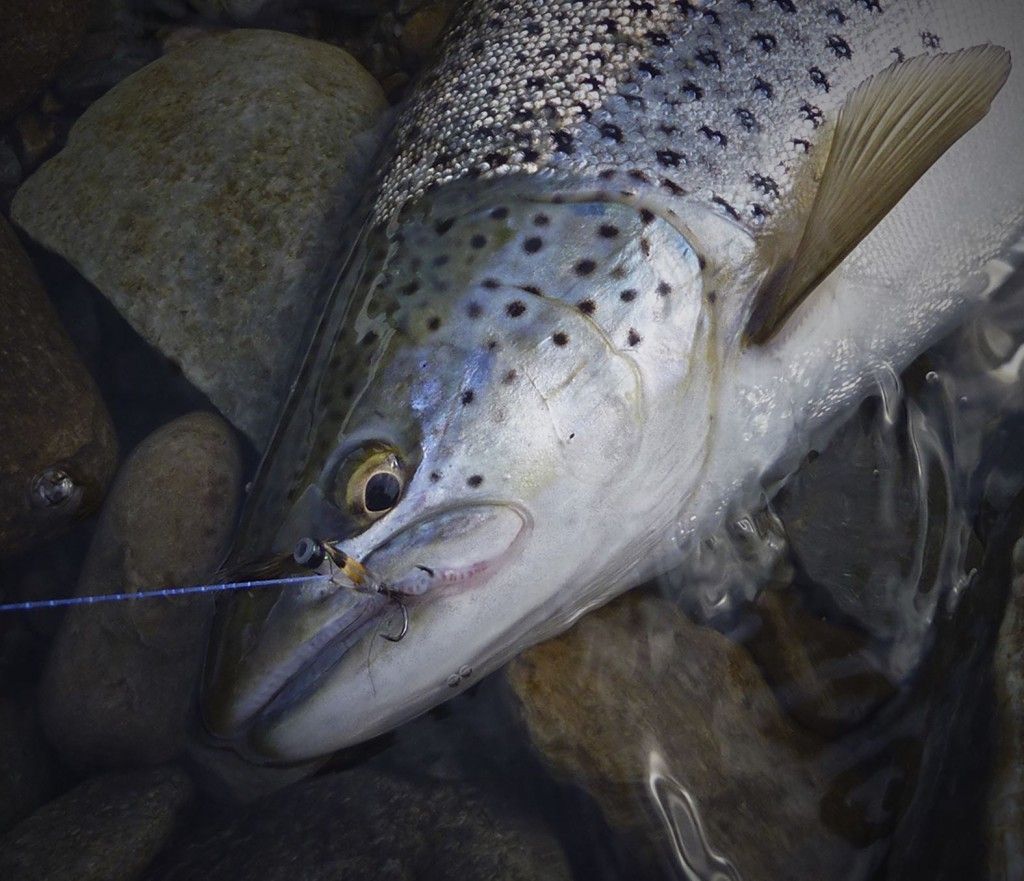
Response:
[506, 589, 858, 881]
[744, 583, 899, 739]
[0, 767, 193, 881]
[13, 29, 388, 449]
[144, 766, 572, 881]
[0, 215, 118, 558]
[38, 412, 242, 770]
[399, 1, 458, 61]
[0, 0, 93, 121]
[0, 697, 58, 835]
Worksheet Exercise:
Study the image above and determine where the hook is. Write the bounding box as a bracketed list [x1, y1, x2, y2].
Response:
[380, 598, 409, 642]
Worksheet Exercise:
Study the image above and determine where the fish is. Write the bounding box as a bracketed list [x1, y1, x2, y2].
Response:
[200, 0, 1024, 763]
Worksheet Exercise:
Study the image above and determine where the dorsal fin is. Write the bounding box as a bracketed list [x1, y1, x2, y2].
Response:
[744, 45, 1011, 346]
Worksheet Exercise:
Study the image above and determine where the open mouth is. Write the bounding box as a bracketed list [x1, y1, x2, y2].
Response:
[203, 503, 530, 742]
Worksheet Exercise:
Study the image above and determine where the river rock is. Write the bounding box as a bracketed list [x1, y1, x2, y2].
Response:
[145, 765, 570, 881]
[0, 767, 193, 881]
[0, 698, 58, 835]
[506, 589, 857, 881]
[0, 216, 118, 558]
[12, 29, 388, 448]
[38, 412, 242, 770]
[989, 535, 1024, 879]
[0, 0, 92, 121]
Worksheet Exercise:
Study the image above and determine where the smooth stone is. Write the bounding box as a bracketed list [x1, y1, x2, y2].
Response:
[744, 584, 898, 739]
[0, 0, 92, 121]
[13, 29, 388, 448]
[0, 698, 58, 835]
[0, 216, 118, 558]
[399, 1, 457, 60]
[506, 590, 858, 881]
[0, 767, 193, 881]
[988, 535, 1024, 879]
[38, 412, 242, 770]
[145, 766, 571, 881]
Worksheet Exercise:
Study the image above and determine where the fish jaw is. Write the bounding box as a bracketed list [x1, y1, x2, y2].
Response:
[201, 502, 531, 748]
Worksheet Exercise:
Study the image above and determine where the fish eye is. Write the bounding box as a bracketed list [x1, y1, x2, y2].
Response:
[335, 446, 405, 522]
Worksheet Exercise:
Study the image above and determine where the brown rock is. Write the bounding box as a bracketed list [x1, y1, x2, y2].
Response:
[399, 1, 457, 60]
[506, 589, 857, 881]
[12, 29, 388, 448]
[13, 111, 58, 171]
[0, 767, 193, 881]
[0, 0, 93, 121]
[38, 412, 242, 769]
[744, 584, 899, 739]
[0, 215, 117, 558]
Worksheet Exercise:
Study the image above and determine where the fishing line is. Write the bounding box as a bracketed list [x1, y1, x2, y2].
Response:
[0, 574, 330, 613]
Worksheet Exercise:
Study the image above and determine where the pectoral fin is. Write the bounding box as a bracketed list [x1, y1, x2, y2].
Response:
[744, 45, 1011, 345]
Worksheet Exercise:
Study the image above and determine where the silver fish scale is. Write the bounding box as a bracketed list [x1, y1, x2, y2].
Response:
[377, 0, 939, 228]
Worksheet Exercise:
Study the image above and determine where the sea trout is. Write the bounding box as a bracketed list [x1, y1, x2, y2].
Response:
[202, 0, 1024, 762]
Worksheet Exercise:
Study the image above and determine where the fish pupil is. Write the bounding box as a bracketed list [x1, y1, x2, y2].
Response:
[365, 473, 402, 512]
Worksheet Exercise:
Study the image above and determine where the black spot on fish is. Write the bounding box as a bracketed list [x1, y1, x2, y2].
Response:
[628, 169, 650, 184]
[750, 173, 780, 198]
[521, 147, 540, 162]
[683, 81, 704, 102]
[482, 278, 500, 289]
[627, 328, 642, 347]
[360, 331, 378, 346]
[600, 122, 624, 142]
[661, 177, 686, 196]
[700, 126, 728, 147]
[792, 138, 812, 153]
[471, 234, 487, 249]
[467, 475, 484, 488]
[773, 0, 796, 11]
[503, 369, 517, 384]
[638, 61, 663, 77]
[520, 285, 543, 297]
[921, 31, 941, 49]
[657, 149, 684, 167]
[620, 289, 637, 302]
[578, 299, 596, 315]
[506, 300, 526, 317]
[433, 254, 449, 267]
[552, 331, 569, 346]
[753, 77, 774, 99]
[598, 169, 616, 180]
[400, 281, 420, 296]
[696, 48, 721, 69]
[427, 316, 442, 331]
[800, 102, 824, 128]
[647, 30, 670, 47]
[523, 236, 543, 253]
[827, 34, 852, 59]
[856, 0, 882, 12]
[553, 130, 575, 155]
[640, 238, 652, 257]
[809, 67, 830, 92]
[712, 196, 741, 220]
[525, 20, 543, 35]
[639, 208, 655, 225]
[467, 302, 482, 318]
[826, 7, 848, 24]
[434, 217, 455, 235]
[657, 281, 672, 297]
[735, 107, 756, 130]
[533, 213, 550, 226]
[599, 224, 620, 238]
[430, 471, 441, 482]
[461, 390, 474, 405]
[484, 152, 508, 168]
[751, 32, 778, 52]
[575, 259, 597, 276]
[891, 46, 905, 62]
[490, 206, 509, 220]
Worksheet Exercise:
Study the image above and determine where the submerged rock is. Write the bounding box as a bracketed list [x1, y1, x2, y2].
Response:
[0, 0, 92, 121]
[39, 412, 242, 770]
[0, 767, 193, 881]
[0, 216, 118, 558]
[988, 535, 1024, 879]
[506, 589, 859, 881]
[0, 698, 58, 835]
[13, 29, 388, 448]
[145, 766, 571, 881]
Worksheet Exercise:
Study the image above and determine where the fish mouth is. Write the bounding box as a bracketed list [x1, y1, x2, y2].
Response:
[202, 502, 530, 746]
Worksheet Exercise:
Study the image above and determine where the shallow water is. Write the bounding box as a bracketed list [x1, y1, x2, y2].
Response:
[2, 3, 1023, 880]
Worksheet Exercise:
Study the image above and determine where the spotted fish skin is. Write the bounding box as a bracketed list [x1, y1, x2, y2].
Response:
[203, 0, 1024, 761]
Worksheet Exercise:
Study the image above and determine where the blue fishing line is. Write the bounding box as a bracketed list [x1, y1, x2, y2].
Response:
[0, 574, 330, 613]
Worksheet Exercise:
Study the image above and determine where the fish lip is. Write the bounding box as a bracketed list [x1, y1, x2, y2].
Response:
[241, 502, 531, 740]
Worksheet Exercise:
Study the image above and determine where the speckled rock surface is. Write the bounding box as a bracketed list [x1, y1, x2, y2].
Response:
[12, 29, 388, 447]
[38, 412, 242, 770]
[145, 765, 571, 881]
[507, 590, 859, 881]
[0, 767, 193, 881]
[0, 0, 93, 121]
[0, 216, 117, 557]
